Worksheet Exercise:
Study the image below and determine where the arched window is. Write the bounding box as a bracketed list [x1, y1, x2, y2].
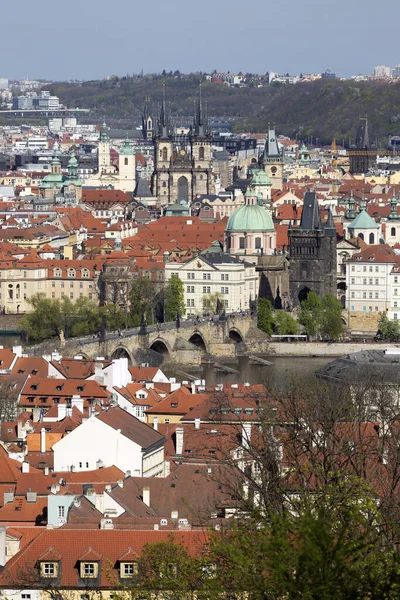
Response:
[358, 233, 364, 241]
[82, 269, 89, 279]
[255, 237, 262, 249]
[391, 227, 396, 237]
[199, 146, 205, 160]
[124, 157, 128, 166]
[162, 147, 168, 161]
[177, 176, 189, 202]
[68, 268, 76, 278]
[162, 182, 167, 188]
[369, 233, 375, 244]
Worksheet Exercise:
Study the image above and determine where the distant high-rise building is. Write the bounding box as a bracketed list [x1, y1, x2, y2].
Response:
[392, 65, 400, 77]
[0, 78, 8, 90]
[374, 65, 391, 78]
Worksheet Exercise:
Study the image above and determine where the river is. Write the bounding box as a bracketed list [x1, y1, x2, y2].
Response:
[166, 355, 332, 389]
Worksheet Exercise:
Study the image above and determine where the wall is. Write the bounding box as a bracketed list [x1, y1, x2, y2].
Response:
[267, 341, 392, 357]
[52, 417, 143, 475]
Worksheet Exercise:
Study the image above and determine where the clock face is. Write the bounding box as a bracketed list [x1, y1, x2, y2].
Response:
[180, 149, 185, 156]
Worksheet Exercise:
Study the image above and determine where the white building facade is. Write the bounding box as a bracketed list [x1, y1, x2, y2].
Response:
[165, 246, 258, 316]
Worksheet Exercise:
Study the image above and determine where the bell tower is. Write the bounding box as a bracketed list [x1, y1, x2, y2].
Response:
[190, 86, 213, 196]
[260, 124, 284, 190]
[152, 85, 174, 203]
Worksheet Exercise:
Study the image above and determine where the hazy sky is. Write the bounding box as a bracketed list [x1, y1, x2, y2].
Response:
[3, 0, 400, 80]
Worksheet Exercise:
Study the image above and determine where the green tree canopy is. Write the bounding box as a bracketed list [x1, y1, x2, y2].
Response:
[18, 294, 62, 342]
[298, 291, 322, 337]
[378, 312, 400, 341]
[273, 310, 298, 335]
[257, 298, 274, 335]
[164, 275, 186, 322]
[129, 276, 156, 326]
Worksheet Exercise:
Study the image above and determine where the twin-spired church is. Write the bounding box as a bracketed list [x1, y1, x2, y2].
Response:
[150, 89, 213, 204]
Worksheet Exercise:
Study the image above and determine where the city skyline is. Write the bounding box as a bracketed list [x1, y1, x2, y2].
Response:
[2, 0, 400, 81]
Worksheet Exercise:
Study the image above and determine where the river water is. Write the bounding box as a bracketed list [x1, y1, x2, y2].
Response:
[167, 356, 332, 389]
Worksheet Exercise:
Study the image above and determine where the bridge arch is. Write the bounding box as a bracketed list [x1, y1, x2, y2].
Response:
[188, 332, 207, 353]
[111, 345, 134, 363]
[149, 338, 171, 357]
[229, 328, 244, 344]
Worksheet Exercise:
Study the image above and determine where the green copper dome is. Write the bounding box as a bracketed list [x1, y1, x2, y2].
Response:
[120, 136, 134, 155]
[252, 169, 271, 186]
[226, 203, 274, 232]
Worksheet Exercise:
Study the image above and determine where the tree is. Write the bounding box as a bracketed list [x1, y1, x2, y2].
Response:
[298, 291, 322, 337]
[320, 293, 345, 340]
[202, 292, 223, 314]
[257, 298, 274, 335]
[129, 276, 156, 326]
[378, 312, 400, 341]
[273, 311, 298, 335]
[18, 294, 62, 342]
[164, 275, 186, 322]
[112, 538, 210, 600]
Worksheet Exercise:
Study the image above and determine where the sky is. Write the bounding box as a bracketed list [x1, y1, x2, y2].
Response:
[3, 0, 400, 81]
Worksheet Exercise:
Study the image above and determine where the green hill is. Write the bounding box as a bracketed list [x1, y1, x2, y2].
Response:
[47, 75, 400, 146]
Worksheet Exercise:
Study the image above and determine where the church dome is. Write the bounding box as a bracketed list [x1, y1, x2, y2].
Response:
[226, 202, 274, 232]
[251, 169, 271, 186]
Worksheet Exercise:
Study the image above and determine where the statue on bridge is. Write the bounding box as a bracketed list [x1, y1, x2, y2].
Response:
[139, 312, 148, 335]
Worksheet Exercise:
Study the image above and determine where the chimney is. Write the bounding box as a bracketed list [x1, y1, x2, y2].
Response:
[40, 428, 46, 454]
[143, 486, 150, 507]
[176, 427, 184, 455]
[194, 418, 200, 430]
[22, 461, 30, 473]
[26, 491, 37, 503]
[153, 417, 159, 431]
[0, 526, 6, 568]
[71, 395, 83, 413]
[44, 465, 49, 476]
[57, 404, 67, 421]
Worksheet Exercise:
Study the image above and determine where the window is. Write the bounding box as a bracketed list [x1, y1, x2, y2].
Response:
[162, 147, 168, 161]
[363, 266, 367, 272]
[375, 279, 379, 285]
[41, 562, 57, 578]
[68, 269, 76, 278]
[221, 287, 228, 294]
[363, 278, 367, 285]
[187, 273, 195, 280]
[394, 301, 398, 308]
[351, 266, 355, 272]
[58, 506, 65, 519]
[81, 562, 97, 578]
[121, 562, 138, 578]
[395, 276, 399, 284]
[375, 292, 379, 299]
[363, 292, 366, 299]
[255, 237, 262, 249]
[369, 266, 373, 272]
[124, 157, 128, 166]
[351, 292, 355, 298]
[375, 266, 379, 272]
[351, 278, 355, 284]
[391, 227, 396, 237]
[395, 314, 398, 320]
[82, 269, 89, 278]
[199, 146, 205, 160]
[239, 237, 245, 249]
[224, 300, 229, 307]
[203, 286, 211, 293]
[203, 273, 211, 280]
[165, 418, 170, 424]
[221, 274, 229, 281]
[186, 286, 194, 293]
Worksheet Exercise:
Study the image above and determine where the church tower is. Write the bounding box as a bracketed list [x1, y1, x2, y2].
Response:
[191, 88, 212, 191]
[288, 192, 336, 308]
[142, 96, 153, 141]
[118, 136, 136, 193]
[260, 124, 284, 190]
[152, 86, 174, 203]
[98, 122, 114, 174]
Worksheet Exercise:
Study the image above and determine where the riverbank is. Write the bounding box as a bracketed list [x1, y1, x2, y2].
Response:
[266, 341, 395, 357]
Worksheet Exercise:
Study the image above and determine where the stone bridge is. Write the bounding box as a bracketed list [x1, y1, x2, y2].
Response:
[55, 314, 269, 366]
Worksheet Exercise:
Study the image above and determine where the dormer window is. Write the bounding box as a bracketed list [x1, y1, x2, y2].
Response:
[120, 562, 138, 578]
[81, 562, 97, 578]
[38, 547, 61, 578]
[41, 562, 58, 578]
[79, 547, 101, 579]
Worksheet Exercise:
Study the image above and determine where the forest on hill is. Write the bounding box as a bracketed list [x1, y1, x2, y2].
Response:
[47, 74, 400, 146]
